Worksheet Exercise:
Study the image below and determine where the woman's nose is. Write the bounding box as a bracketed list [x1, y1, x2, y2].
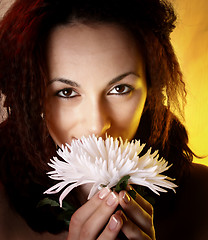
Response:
[82, 98, 111, 137]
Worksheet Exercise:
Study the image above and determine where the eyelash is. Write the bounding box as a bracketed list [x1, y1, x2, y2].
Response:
[55, 84, 134, 99]
[55, 88, 79, 98]
[108, 84, 134, 96]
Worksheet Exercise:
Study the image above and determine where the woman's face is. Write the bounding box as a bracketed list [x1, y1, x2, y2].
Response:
[45, 23, 147, 146]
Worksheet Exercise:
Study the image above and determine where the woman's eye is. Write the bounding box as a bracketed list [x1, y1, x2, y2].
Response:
[108, 84, 134, 95]
[56, 88, 79, 98]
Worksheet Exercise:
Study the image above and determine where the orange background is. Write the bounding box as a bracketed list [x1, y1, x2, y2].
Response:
[1, 0, 208, 165]
[170, 0, 208, 166]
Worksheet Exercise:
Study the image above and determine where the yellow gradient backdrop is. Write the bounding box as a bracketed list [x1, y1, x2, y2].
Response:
[170, 0, 208, 165]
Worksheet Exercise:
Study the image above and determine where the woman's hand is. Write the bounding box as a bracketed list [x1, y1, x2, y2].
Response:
[117, 185, 156, 239]
[66, 187, 123, 240]
[66, 185, 155, 240]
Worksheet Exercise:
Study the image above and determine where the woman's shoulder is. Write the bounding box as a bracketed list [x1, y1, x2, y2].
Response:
[188, 162, 208, 191]
[175, 162, 208, 239]
[180, 162, 208, 204]
[190, 162, 208, 175]
[154, 162, 208, 240]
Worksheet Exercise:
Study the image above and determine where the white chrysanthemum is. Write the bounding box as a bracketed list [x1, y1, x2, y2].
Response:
[44, 135, 177, 207]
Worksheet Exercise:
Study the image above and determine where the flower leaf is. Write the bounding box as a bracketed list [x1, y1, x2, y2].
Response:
[57, 205, 76, 228]
[37, 197, 77, 229]
[37, 198, 60, 208]
[115, 175, 130, 193]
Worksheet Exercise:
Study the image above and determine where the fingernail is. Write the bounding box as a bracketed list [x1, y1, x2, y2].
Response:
[109, 215, 119, 231]
[99, 187, 110, 200]
[126, 184, 132, 191]
[106, 192, 117, 206]
[122, 191, 130, 204]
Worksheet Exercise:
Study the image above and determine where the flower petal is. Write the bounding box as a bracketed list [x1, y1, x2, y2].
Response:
[44, 135, 177, 206]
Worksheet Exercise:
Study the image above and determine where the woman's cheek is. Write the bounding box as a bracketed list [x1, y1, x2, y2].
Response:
[111, 95, 146, 139]
[45, 101, 78, 144]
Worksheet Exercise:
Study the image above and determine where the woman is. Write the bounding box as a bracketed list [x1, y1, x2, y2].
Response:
[0, 0, 208, 239]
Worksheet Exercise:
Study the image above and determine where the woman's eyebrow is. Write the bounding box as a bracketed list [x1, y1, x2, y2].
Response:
[47, 72, 139, 87]
[47, 78, 80, 87]
[108, 72, 140, 86]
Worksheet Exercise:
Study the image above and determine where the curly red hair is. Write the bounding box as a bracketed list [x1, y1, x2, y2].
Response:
[0, 0, 193, 233]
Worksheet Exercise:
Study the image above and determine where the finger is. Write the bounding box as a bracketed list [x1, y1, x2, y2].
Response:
[79, 191, 119, 240]
[68, 187, 111, 239]
[119, 190, 154, 238]
[97, 214, 123, 240]
[117, 210, 152, 240]
[127, 185, 153, 216]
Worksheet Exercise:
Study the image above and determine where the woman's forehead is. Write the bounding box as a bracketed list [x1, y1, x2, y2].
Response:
[46, 23, 145, 83]
[47, 23, 139, 53]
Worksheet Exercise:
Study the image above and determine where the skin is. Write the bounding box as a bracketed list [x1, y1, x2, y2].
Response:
[45, 23, 155, 239]
[45, 23, 147, 146]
